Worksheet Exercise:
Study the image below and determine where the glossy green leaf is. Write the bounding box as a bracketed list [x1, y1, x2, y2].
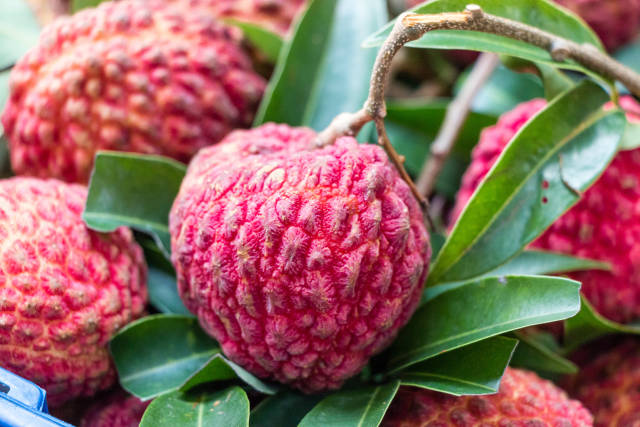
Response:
[299, 381, 399, 427]
[510, 331, 577, 374]
[84, 152, 186, 257]
[386, 275, 581, 373]
[147, 267, 191, 316]
[615, 38, 640, 73]
[429, 81, 624, 286]
[385, 99, 496, 198]
[141, 387, 249, 427]
[110, 315, 219, 399]
[255, 0, 386, 130]
[564, 296, 640, 353]
[423, 250, 609, 303]
[398, 336, 517, 395]
[619, 117, 640, 151]
[250, 392, 324, 427]
[535, 63, 576, 100]
[365, 0, 602, 74]
[181, 354, 278, 395]
[0, 0, 40, 69]
[455, 65, 544, 117]
[222, 19, 283, 63]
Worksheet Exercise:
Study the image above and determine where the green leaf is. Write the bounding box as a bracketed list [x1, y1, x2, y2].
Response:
[0, 136, 12, 179]
[71, 0, 108, 12]
[110, 315, 219, 399]
[181, 354, 278, 395]
[509, 331, 577, 374]
[619, 117, 640, 151]
[455, 65, 544, 117]
[299, 381, 399, 427]
[0, 0, 40, 69]
[0, 69, 11, 115]
[141, 387, 250, 427]
[364, 0, 603, 74]
[255, 0, 387, 130]
[385, 275, 581, 373]
[564, 296, 640, 353]
[615, 38, 640, 73]
[250, 392, 324, 427]
[385, 99, 496, 198]
[429, 81, 624, 286]
[222, 19, 283, 63]
[535, 63, 576, 100]
[147, 267, 192, 316]
[398, 336, 517, 396]
[84, 152, 186, 257]
[423, 250, 608, 303]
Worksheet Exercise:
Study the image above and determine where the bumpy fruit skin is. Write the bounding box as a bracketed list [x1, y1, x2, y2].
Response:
[565, 339, 640, 427]
[452, 97, 640, 324]
[191, 0, 308, 37]
[406, 0, 640, 51]
[383, 368, 593, 426]
[0, 178, 147, 406]
[80, 391, 150, 427]
[170, 124, 430, 392]
[1, 0, 266, 183]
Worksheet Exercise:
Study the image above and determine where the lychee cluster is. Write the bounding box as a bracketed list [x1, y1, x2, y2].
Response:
[452, 97, 640, 324]
[382, 368, 593, 426]
[170, 123, 431, 392]
[405, 0, 640, 51]
[80, 391, 150, 427]
[0, 177, 147, 406]
[1, 0, 267, 183]
[565, 339, 640, 427]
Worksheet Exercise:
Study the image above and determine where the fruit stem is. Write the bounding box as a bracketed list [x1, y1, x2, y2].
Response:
[416, 52, 500, 197]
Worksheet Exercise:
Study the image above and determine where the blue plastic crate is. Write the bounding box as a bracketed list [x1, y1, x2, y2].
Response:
[0, 367, 73, 427]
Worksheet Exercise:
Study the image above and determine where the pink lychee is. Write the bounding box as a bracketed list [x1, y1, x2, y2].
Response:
[169, 123, 431, 392]
[0, 177, 147, 406]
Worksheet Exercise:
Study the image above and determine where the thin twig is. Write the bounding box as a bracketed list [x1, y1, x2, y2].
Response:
[417, 52, 500, 197]
[373, 117, 427, 206]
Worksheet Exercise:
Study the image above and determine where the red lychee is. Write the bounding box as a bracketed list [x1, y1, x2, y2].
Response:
[404, 0, 640, 51]
[382, 368, 593, 426]
[169, 123, 431, 392]
[0, 177, 147, 406]
[565, 339, 640, 427]
[1, 0, 267, 183]
[80, 390, 150, 427]
[451, 96, 640, 324]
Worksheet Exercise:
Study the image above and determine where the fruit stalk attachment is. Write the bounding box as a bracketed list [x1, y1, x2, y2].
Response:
[317, 4, 640, 209]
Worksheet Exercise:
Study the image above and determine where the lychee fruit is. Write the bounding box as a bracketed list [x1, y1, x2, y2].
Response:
[0, 177, 147, 406]
[169, 123, 431, 392]
[564, 339, 640, 427]
[80, 390, 150, 427]
[451, 96, 640, 324]
[403, 0, 640, 51]
[382, 367, 593, 426]
[1, 0, 267, 183]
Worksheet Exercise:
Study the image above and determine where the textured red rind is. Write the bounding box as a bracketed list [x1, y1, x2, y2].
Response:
[80, 391, 150, 427]
[170, 124, 431, 392]
[382, 368, 593, 426]
[405, 0, 640, 51]
[1, 0, 266, 183]
[0, 178, 147, 407]
[451, 97, 640, 325]
[565, 339, 640, 427]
